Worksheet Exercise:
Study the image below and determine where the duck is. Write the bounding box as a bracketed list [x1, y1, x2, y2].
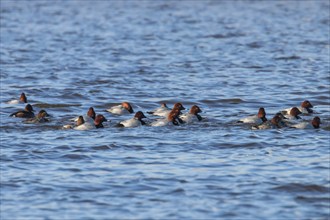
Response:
[282, 100, 314, 115]
[252, 115, 286, 130]
[299, 100, 314, 113]
[7, 92, 28, 104]
[179, 105, 203, 123]
[74, 119, 95, 130]
[147, 103, 170, 116]
[168, 108, 183, 125]
[118, 111, 147, 128]
[74, 114, 107, 130]
[63, 116, 86, 129]
[106, 102, 134, 115]
[71, 107, 96, 124]
[10, 104, 35, 118]
[94, 114, 107, 128]
[150, 108, 183, 126]
[24, 110, 50, 123]
[148, 102, 185, 117]
[237, 107, 267, 125]
[290, 116, 321, 129]
[285, 107, 302, 120]
[275, 112, 288, 120]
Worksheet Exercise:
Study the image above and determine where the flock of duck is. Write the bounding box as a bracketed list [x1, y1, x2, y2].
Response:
[7, 92, 322, 130]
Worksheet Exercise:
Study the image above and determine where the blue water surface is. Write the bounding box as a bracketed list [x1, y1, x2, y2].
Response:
[1, 1, 330, 219]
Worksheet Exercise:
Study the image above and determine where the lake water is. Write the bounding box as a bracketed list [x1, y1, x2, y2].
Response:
[1, 1, 330, 219]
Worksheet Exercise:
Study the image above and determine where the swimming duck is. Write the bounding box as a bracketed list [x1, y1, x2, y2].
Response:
[238, 107, 267, 125]
[106, 102, 134, 115]
[290, 116, 321, 129]
[148, 103, 185, 117]
[10, 104, 34, 118]
[24, 110, 50, 123]
[282, 100, 314, 115]
[7, 92, 28, 104]
[179, 105, 203, 123]
[285, 107, 302, 120]
[252, 115, 285, 130]
[74, 114, 107, 130]
[150, 108, 183, 126]
[72, 107, 96, 124]
[63, 115, 86, 129]
[147, 103, 170, 116]
[118, 111, 147, 127]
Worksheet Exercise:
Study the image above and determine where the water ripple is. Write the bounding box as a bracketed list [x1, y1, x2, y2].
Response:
[1, 1, 329, 220]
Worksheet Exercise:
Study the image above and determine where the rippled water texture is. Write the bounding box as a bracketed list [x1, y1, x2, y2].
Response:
[1, 1, 330, 219]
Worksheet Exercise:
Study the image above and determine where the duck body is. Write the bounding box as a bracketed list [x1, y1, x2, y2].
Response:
[150, 108, 182, 127]
[72, 107, 96, 124]
[10, 110, 35, 118]
[147, 103, 171, 117]
[282, 100, 314, 115]
[283, 107, 303, 120]
[252, 115, 286, 130]
[24, 110, 50, 124]
[119, 118, 144, 128]
[290, 122, 314, 129]
[73, 114, 107, 130]
[148, 103, 185, 117]
[290, 116, 321, 129]
[7, 93, 28, 104]
[149, 118, 171, 127]
[106, 102, 134, 115]
[10, 104, 35, 118]
[179, 113, 201, 124]
[179, 105, 203, 124]
[238, 107, 267, 125]
[74, 122, 95, 130]
[118, 111, 146, 128]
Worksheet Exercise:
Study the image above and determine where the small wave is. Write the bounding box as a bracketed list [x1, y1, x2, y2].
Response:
[205, 32, 245, 39]
[149, 198, 168, 202]
[54, 145, 72, 150]
[1, 183, 20, 188]
[274, 55, 301, 60]
[75, 199, 109, 206]
[246, 42, 263, 48]
[60, 154, 90, 160]
[66, 186, 104, 192]
[323, 126, 330, 131]
[170, 188, 185, 194]
[91, 145, 114, 150]
[272, 183, 329, 193]
[201, 98, 244, 104]
[33, 103, 81, 108]
[295, 196, 330, 203]
[57, 168, 82, 172]
[299, 40, 329, 46]
[246, 65, 263, 69]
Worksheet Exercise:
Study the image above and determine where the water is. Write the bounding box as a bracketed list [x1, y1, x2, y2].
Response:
[1, 1, 330, 219]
